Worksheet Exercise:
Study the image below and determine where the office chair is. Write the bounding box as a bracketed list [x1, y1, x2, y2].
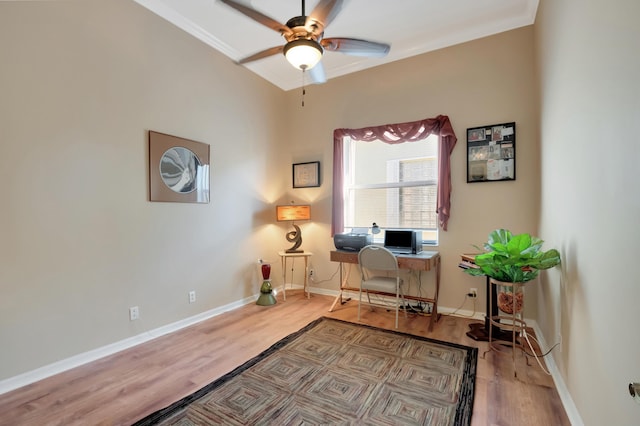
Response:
[357, 245, 407, 329]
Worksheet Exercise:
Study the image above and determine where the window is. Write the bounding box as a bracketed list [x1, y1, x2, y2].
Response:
[331, 115, 458, 238]
[342, 134, 439, 244]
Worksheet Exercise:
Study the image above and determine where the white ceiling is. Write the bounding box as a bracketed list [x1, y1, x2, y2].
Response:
[134, 0, 539, 91]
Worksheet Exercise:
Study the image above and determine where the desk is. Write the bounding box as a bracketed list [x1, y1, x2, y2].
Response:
[329, 250, 441, 331]
[278, 251, 312, 300]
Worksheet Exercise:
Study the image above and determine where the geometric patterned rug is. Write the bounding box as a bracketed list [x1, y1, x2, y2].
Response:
[133, 317, 477, 426]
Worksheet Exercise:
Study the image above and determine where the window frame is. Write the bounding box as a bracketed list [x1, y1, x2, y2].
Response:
[341, 136, 439, 245]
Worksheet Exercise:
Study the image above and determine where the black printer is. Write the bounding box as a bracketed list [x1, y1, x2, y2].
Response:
[333, 233, 372, 251]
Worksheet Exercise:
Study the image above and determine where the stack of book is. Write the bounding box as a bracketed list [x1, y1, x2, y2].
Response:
[458, 254, 479, 270]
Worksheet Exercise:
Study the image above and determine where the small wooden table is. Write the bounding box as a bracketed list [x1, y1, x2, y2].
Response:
[329, 250, 441, 331]
[278, 251, 312, 300]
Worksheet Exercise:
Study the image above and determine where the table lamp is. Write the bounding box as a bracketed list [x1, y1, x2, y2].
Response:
[276, 204, 310, 253]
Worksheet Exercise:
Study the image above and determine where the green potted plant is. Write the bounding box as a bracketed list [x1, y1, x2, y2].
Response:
[464, 229, 561, 314]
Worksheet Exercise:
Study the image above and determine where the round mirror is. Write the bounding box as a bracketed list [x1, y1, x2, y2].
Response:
[159, 147, 201, 193]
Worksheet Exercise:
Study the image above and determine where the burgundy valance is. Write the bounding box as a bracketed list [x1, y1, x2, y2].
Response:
[332, 115, 457, 235]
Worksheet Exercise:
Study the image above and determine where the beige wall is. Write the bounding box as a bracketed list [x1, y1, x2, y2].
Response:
[0, 0, 542, 383]
[0, 0, 289, 379]
[285, 26, 540, 314]
[535, 0, 640, 424]
[6, 3, 637, 423]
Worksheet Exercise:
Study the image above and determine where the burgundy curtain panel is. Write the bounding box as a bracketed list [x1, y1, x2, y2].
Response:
[332, 115, 457, 236]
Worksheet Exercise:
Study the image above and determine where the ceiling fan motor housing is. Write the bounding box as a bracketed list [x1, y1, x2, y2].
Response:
[282, 14, 325, 71]
[286, 16, 307, 30]
[284, 15, 322, 42]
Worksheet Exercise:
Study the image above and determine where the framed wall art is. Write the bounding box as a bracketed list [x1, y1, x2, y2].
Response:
[466, 122, 516, 183]
[292, 161, 320, 188]
[149, 130, 210, 203]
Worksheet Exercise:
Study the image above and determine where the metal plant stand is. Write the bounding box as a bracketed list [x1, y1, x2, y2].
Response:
[485, 278, 531, 378]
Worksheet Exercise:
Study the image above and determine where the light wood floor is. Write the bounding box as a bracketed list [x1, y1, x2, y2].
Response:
[0, 291, 570, 426]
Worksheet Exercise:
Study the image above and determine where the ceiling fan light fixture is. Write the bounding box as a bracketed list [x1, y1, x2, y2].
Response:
[283, 39, 323, 70]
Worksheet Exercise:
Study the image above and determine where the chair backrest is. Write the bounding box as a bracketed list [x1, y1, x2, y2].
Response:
[358, 245, 399, 274]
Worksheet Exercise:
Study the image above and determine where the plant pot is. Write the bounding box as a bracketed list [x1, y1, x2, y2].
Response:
[490, 279, 524, 315]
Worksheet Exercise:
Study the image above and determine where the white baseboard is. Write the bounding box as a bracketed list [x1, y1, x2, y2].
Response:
[0, 295, 257, 395]
[529, 321, 584, 426]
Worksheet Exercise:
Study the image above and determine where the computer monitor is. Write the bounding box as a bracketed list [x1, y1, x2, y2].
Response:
[384, 230, 415, 254]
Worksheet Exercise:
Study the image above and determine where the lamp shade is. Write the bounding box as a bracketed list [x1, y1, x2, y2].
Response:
[276, 205, 311, 221]
[283, 39, 323, 70]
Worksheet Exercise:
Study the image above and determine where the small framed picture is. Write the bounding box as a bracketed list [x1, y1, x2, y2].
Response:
[293, 161, 320, 188]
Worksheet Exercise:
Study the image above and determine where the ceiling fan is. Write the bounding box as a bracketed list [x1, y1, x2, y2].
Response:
[219, 0, 391, 84]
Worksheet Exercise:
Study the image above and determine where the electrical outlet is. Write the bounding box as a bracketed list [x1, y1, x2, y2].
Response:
[468, 288, 478, 298]
[309, 269, 314, 278]
[129, 306, 139, 321]
[189, 291, 196, 304]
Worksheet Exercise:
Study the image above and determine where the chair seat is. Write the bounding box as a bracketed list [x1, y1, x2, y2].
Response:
[362, 276, 403, 293]
[357, 245, 407, 329]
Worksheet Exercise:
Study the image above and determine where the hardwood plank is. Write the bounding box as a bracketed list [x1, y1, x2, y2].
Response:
[0, 291, 570, 426]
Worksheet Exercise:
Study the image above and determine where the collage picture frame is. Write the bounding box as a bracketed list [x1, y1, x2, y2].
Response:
[466, 122, 516, 183]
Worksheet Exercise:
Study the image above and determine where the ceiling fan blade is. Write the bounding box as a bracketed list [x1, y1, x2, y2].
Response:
[321, 37, 390, 57]
[237, 45, 284, 64]
[219, 0, 292, 36]
[308, 62, 327, 84]
[306, 0, 343, 34]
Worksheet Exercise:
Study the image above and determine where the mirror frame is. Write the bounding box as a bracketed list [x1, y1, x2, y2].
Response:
[149, 130, 210, 203]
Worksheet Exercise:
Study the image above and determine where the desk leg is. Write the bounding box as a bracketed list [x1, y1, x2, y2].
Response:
[428, 255, 441, 332]
[329, 262, 350, 311]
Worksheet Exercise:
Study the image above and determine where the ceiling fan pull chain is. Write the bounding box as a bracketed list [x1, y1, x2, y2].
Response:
[301, 70, 306, 107]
